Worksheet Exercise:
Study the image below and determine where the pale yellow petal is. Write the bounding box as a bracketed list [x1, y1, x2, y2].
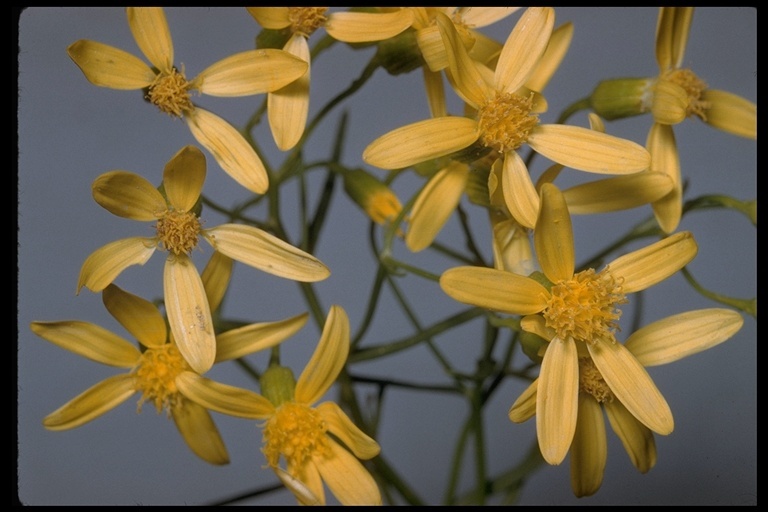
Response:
[268, 35, 310, 151]
[624, 308, 744, 367]
[273, 466, 322, 506]
[215, 313, 309, 363]
[161, 145, 206, 212]
[528, 124, 650, 174]
[30, 320, 140, 367]
[201, 251, 233, 313]
[290, 460, 326, 505]
[520, 315, 555, 342]
[535, 183, 575, 283]
[363, 117, 479, 170]
[440, 266, 548, 315]
[175, 371, 275, 419]
[126, 7, 173, 73]
[423, 66, 447, 118]
[296, 305, 349, 405]
[604, 399, 657, 473]
[508, 378, 537, 423]
[314, 440, 382, 505]
[92, 171, 166, 221]
[501, 150, 539, 229]
[406, 162, 469, 252]
[647, 122, 682, 233]
[570, 395, 607, 498]
[526, 22, 573, 93]
[467, 29, 504, 68]
[67, 40, 156, 89]
[326, 10, 413, 43]
[247, 7, 291, 29]
[655, 7, 693, 71]
[164, 255, 215, 374]
[588, 339, 674, 435]
[171, 400, 229, 465]
[206, 224, 330, 282]
[563, 172, 674, 215]
[196, 48, 309, 97]
[317, 401, 381, 460]
[77, 238, 157, 293]
[490, 214, 535, 275]
[494, 7, 555, 94]
[417, 24, 450, 72]
[43, 374, 135, 431]
[702, 89, 757, 139]
[459, 7, 520, 28]
[436, 13, 492, 107]
[607, 231, 697, 294]
[537, 337, 579, 465]
[186, 108, 269, 194]
[651, 80, 688, 125]
[102, 283, 167, 350]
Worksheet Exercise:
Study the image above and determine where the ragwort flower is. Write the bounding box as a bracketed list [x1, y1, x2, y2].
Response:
[77, 145, 330, 373]
[176, 305, 382, 505]
[440, 183, 698, 465]
[68, 7, 310, 193]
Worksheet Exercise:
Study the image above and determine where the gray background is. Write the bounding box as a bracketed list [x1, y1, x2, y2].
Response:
[17, 7, 756, 505]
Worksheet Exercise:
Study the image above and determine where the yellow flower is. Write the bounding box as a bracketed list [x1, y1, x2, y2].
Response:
[248, 7, 414, 150]
[509, 308, 743, 497]
[440, 183, 698, 465]
[175, 305, 382, 505]
[77, 145, 330, 373]
[364, 8, 650, 230]
[67, 7, 310, 194]
[29, 279, 309, 466]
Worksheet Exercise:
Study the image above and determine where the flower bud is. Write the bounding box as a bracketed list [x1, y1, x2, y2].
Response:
[260, 365, 296, 407]
[343, 169, 403, 226]
[589, 77, 654, 120]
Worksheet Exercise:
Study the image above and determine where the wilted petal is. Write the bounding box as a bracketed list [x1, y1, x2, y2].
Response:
[126, 7, 173, 73]
[526, 22, 573, 93]
[647, 122, 682, 233]
[268, 34, 310, 151]
[91, 171, 166, 221]
[537, 337, 579, 465]
[67, 40, 156, 89]
[625, 308, 744, 367]
[176, 371, 274, 419]
[563, 172, 674, 215]
[509, 378, 538, 423]
[535, 183, 575, 283]
[171, 399, 229, 465]
[30, 320, 140, 367]
[436, 13, 492, 107]
[186, 108, 269, 194]
[102, 283, 167, 349]
[608, 231, 697, 294]
[77, 237, 157, 293]
[201, 251, 233, 313]
[206, 224, 330, 282]
[570, 395, 607, 498]
[315, 440, 382, 505]
[274, 466, 322, 506]
[440, 266, 548, 315]
[317, 401, 380, 460]
[326, 9, 413, 42]
[215, 313, 309, 363]
[247, 7, 291, 29]
[494, 7, 555, 94]
[702, 89, 757, 139]
[296, 305, 349, 405]
[501, 150, 539, 229]
[604, 399, 657, 473]
[163, 145, 206, 212]
[651, 80, 688, 125]
[43, 374, 135, 431]
[655, 7, 693, 71]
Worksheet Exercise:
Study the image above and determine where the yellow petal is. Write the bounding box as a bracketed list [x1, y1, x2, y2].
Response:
[528, 124, 650, 174]
[326, 10, 413, 43]
[563, 172, 674, 215]
[651, 80, 688, 125]
[364, 116, 479, 170]
[535, 183, 575, 283]
[314, 440, 382, 505]
[604, 399, 657, 473]
[30, 320, 140, 367]
[268, 35, 310, 151]
[163, 255, 215, 374]
[246, 7, 291, 29]
[215, 313, 309, 363]
[440, 266, 549, 315]
[77, 237, 157, 293]
[102, 283, 167, 350]
[588, 339, 674, 435]
[196, 48, 309, 97]
[171, 399, 229, 465]
[501, 150, 539, 229]
[520, 314, 555, 342]
[406, 162, 469, 252]
[186, 108, 269, 194]
[436, 13, 491, 107]
[416, 24, 450, 72]
[508, 379, 537, 423]
[67, 40, 156, 89]
[570, 395, 607, 498]
[175, 371, 274, 419]
[91, 171, 166, 221]
[295, 305, 349, 405]
[655, 7, 693, 71]
[608, 231, 697, 294]
[43, 374, 135, 431]
[317, 401, 381, 460]
[702, 89, 757, 139]
[422, 67, 447, 118]
[624, 308, 744, 367]
[126, 7, 173, 73]
[206, 224, 330, 282]
[647, 122, 682, 233]
[273, 466, 323, 506]
[459, 7, 520, 28]
[162, 145, 206, 212]
[494, 7, 555, 94]
[537, 337, 579, 465]
[526, 21, 573, 93]
[490, 214, 534, 275]
[289, 460, 325, 505]
[201, 251, 233, 313]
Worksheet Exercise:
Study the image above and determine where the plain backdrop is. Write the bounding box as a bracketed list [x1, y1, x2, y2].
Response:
[17, 7, 756, 506]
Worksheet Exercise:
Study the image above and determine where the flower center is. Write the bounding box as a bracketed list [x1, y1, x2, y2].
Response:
[156, 210, 202, 255]
[147, 68, 195, 117]
[660, 68, 710, 120]
[288, 7, 328, 37]
[132, 343, 189, 414]
[262, 402, 332, 469]
[477, 92, 539, 153]
[543, 267, 626, 345]
[578, 357, 614, 403]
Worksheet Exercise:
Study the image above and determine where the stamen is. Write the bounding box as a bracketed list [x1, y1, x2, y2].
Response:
[288, 7, 328, 37]
[262, 402, 332, 469]
[579, 357, 614, 403]
[661, 68, 710, 120]
[147, 68, 195, 117]
[156, 210, 202, 256]
[133, 343, 189, 415]
[477, 92, 539, 153]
